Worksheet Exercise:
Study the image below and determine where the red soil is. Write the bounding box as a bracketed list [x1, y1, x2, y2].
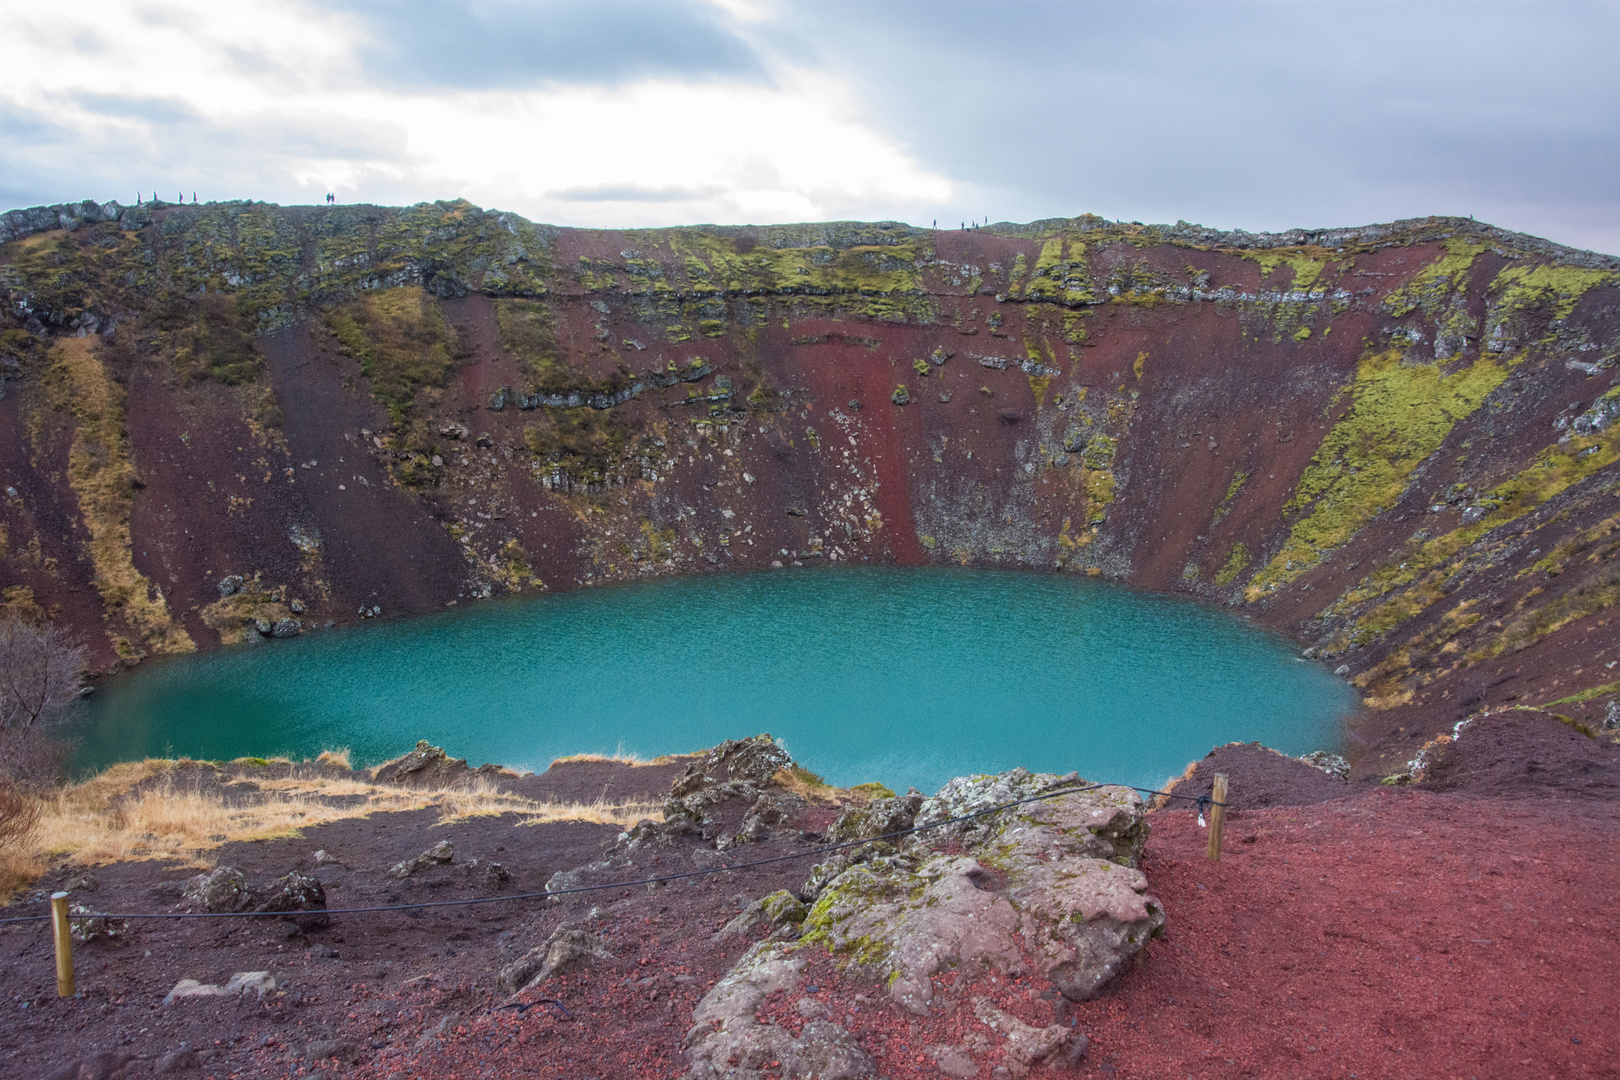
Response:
[338, 789, 1619, 1080]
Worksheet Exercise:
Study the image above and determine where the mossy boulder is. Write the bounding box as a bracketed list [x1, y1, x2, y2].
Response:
[800, 772, 1163, 1012]
[684, 940, 876, 1080]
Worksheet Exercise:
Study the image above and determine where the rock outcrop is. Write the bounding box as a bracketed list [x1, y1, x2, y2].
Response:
[499, 927, 615, 993]
[684, 941, 876, 1080]
[802, 772, 1161, 1011]
[682, 769, 1161, 1079]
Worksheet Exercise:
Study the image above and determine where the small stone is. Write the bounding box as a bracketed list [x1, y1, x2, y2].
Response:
[389, 840, 455, 878]
[45, 1053, 139, 1080]
[224, 971, 277, 997]
[69, 904, 131, 946]
[254, 871, 328, 928]
[303, 1038, 358, 1064]
[499, 928, 615, 992]
[62, 872, 98, 893]
[466, 856, 512, 887]
[154, 1047, 200, 1074]
[182, 867, 257, 913]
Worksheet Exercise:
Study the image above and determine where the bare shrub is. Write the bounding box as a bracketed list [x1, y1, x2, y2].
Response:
[0, 615, 85, 790]
[0, 781, 39, 852]
[0, 614, 87, 730]
[0, 726, 67, 791]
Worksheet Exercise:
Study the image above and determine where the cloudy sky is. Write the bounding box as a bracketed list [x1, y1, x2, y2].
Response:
[3, 0, 1616, 253]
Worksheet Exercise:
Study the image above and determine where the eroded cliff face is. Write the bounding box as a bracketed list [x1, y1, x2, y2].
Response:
[3, 198, 1617, 775]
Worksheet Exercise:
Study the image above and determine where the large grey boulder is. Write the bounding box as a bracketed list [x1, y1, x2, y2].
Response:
[800, 776, 1163, 1012]
[682, 770, 1164, 1079]
[683, 941, 875, 1080]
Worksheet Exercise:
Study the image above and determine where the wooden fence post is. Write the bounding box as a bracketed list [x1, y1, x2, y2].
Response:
[1206, 773, 1229, 863]
[51, 891, 74, 998]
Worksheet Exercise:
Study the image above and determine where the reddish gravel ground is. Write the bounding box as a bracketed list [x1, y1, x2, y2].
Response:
[7, 724, 1619, 1080]
[337, 790, 1619, 1080]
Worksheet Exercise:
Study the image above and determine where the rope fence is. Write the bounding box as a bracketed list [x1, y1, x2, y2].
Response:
[1, 774, 1230, 997]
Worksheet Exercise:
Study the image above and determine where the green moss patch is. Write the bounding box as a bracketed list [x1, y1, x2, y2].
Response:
[1247, 348, 1506, 597]
[325, 287, 464, 428]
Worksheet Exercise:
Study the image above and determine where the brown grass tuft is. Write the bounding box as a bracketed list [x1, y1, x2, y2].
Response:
[771, 766, 890, 806]
[315, 748, 353, 770]
[1151, 760, 1202, 810]
[0, 780, 43, 903]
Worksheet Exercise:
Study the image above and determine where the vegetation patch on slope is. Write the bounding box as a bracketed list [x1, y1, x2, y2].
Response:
[1248, 348, 1507, 597]
[325, 287, 464, 428]
[36, 338, 193, 658]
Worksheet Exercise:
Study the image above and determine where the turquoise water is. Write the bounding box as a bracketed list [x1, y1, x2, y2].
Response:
[67, 568, 1357, 794]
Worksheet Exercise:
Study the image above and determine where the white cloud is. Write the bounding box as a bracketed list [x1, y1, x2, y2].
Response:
[0, 0, 952, 225]
[1, 0, 1613, 253]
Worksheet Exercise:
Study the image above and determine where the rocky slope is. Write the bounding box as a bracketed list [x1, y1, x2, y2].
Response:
[2, 198, 1618, 776]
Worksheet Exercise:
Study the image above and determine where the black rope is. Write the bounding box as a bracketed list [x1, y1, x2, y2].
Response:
[0, 779, 1226, 927]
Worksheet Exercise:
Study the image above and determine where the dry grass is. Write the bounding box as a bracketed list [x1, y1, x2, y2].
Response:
[0, 780, 43, 900]
[1151, 760, 1201, 810]
[15, 758, 663, 886]
[316, 748, 352, 770]
[43, 338, 193, 656]
[548, 742, 692, 768]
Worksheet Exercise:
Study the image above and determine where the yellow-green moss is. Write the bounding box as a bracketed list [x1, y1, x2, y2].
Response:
[42, 339, 194, 655]
[1215, 470, 1250, 521]
[1489, 264, 1615, 325]
[1334, 424, 1620, 619]
[325, 288, 463, 428]
[1384, 239, 1483, 317]
[1539, 680, 1620, 708]
[1214, 543, 1250, 586]
[1247, 251, 1326, 293]
[1247, 349, 1506, 597]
